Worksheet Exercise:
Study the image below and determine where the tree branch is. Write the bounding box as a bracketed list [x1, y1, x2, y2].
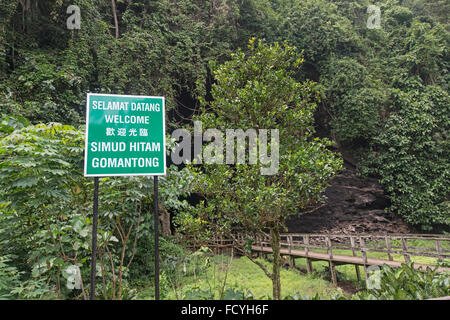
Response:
[111, 0, 119, 39]
[228, 234, 273, 280]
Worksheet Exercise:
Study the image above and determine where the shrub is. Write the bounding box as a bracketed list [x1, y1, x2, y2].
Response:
[354, 262, 450, 300]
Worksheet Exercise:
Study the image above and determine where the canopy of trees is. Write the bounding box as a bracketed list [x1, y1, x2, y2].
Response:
[0, 0, 448, 299]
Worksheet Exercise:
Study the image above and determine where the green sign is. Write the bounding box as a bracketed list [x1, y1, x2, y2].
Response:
[84, 93, 166, 177]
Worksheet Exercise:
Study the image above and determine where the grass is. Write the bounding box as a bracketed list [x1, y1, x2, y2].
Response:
[136, 238, 449, 300]
[137, 255, 345, 300]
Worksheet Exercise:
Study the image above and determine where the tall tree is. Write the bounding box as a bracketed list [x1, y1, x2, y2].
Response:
[178, 39, 342, 299]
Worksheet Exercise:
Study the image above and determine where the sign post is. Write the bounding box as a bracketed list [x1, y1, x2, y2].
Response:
[84, 93, 166, 300]
[90, 177, 99, 300]
[154, 176, 159, 300]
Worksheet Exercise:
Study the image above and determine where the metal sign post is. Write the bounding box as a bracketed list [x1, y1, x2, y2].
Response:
[84, 93, 166, 300]
[90, 177, 99, 300]
[154, 176, 159, 300]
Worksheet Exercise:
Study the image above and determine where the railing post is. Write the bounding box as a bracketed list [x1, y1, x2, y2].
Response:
[262, 235, 267, 259]
[435, 239, 443, 262]
[327, 236, 333, 259]
[385, 236, 393, 261]
[360, 237, 369, 283]
[304, 235, 312, 273]
[401, 237, 411, 263]
[327, 236, 337, 286]
[350, 236, 361, 282]
[258, 236, 263, 258]
[288, 235, 294, 268]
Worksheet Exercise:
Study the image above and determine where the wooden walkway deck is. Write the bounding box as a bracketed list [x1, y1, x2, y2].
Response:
[251, 245, 450, 273]
[249, 233, 450, 285]
[205, 233, 450, 286]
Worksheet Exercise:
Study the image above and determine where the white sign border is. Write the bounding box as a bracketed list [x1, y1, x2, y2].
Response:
[83, 92, 167, 177]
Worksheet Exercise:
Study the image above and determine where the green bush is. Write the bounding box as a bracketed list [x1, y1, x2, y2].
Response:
[0, 255, 22, 299]
[0, 123, 194, 299]
[354, 262, 450, 300]
[363, 85, 449, 229]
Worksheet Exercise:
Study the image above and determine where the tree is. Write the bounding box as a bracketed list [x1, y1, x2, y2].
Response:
[111, 0, 119, 39]
[177, 39, 342, 299]
[0, 122, 195, 299]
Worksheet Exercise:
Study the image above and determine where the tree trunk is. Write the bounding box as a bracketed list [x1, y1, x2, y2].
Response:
[158, 203, 172, 236]
[270, 227, 281, 300]
[111, 0, 119, 39]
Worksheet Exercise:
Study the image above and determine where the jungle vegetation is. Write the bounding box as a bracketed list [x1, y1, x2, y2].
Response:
[0, 0, 448, 299]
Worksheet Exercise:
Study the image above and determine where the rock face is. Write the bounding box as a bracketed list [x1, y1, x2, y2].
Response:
[286, 168, 413, 235]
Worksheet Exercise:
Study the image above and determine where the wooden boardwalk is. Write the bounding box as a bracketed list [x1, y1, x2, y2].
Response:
[202, 233, 450, 286]
[249, 233, 450, 285]
[252, 246, 450, 272]
[251, 245, 450, 273]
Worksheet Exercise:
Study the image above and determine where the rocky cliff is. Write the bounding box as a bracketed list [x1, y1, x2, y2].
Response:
[286, 167, 414, 235]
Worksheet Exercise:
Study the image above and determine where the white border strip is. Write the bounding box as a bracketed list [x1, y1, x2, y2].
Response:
[83, 93, 166, 177]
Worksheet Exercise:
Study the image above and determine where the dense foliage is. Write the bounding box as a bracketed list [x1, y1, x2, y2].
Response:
[2, 0, 448, 230]
[270, 0, 450, 229]
[0, 0, 448, 299]
[0, 121, 193, 299]
[354, 262, 450, 300]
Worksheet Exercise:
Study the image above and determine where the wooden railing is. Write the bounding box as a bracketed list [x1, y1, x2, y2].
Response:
[267, 233, 450, 262]
[191, 233, 450, 286]
[252, 233, 450, 285]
